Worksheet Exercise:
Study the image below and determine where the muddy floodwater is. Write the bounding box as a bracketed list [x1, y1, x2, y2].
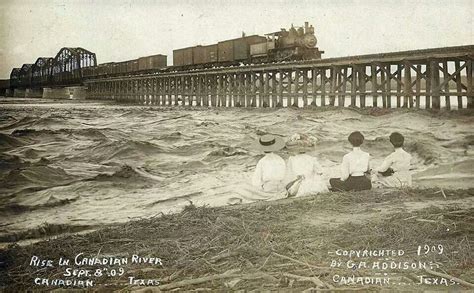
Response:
[0, 98, 473, 243]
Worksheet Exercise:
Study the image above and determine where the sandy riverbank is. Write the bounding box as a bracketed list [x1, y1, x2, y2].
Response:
[1, 188, 473, 291]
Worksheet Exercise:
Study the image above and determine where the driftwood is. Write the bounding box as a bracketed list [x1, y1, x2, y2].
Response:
[440, 188, 447, 199]
[272, 252, 329, 270]
[424, 268, 474, 288]
[210, 250, 239, 262]
[283, 272, 328, 288]
[155, 114, 191, 123]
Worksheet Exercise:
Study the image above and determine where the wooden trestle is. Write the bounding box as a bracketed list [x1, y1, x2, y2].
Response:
[86, 45, 474, 109]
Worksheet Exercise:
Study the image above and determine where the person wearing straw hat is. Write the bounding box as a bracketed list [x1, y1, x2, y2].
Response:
[251, 134, 287, 193]
[285, 144, 328, 197]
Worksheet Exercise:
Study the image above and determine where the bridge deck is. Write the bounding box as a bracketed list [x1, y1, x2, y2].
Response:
[86, 45, 474, 110]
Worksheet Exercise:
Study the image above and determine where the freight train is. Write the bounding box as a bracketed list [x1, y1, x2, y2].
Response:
[8, 22, 323, 89]
[82, 54, 167, 79]
[174, 22, 322, 69]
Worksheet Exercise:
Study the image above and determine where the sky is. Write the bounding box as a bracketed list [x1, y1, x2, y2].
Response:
[0, 0, 472, 79]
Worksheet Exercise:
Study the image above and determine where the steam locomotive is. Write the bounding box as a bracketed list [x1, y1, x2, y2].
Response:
[251, 22, 322, 62]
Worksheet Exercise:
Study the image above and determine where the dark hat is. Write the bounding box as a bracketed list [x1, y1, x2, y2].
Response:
[253, 134, 286, 152]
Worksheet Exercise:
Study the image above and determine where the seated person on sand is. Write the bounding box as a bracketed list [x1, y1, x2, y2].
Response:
[285, 143, 328, 197]
[375, 132, 412, 188]
[329, 131, 372, 191]
[251, 134, 287, 194]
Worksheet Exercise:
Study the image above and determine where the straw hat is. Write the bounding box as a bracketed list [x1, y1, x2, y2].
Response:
[253, 134, 286, 152]
[286, 133, 316, 154]
[286, 144, 312, 154]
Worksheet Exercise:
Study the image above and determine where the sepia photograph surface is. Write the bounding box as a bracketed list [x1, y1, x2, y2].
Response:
[0, 0, 473, 291]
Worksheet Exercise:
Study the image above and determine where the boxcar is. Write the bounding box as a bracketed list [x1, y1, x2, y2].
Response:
[217, 40, 234, 62]
[111, 63, 119, 75]
[233, 35, 267, 61]
[115, 61, 128, 75]
[126, 60, 139, 73]
[173, 47, 194, 66]
[96, 62, 114, 76]
[193, 44, 218, 65]
[138, 54, 167, 71]
[217, 35, 267, 63]
[95, 64, 104, 76]
[107, 63, 117, 75]
[111, 62, 121, 75]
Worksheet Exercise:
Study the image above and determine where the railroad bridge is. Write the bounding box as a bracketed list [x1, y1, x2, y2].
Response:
[9, 47, 96, 99]
[6, 46, 473, 110]
[86, 45, 473, 110]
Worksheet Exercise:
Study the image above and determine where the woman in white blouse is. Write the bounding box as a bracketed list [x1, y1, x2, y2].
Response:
[329, 131, 372, 191]
[375, 132, 412, 188]
[224, 134, 286, 206]
[286, 146, 328, 197]
[251, 134, 287, 193]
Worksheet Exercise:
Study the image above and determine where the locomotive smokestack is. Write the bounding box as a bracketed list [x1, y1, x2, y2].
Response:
[305, 22, 309, 33]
